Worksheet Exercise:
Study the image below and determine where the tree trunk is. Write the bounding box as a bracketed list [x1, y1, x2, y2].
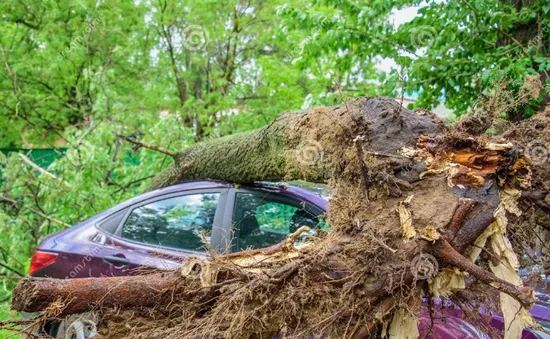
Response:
[12, 272, 179, 315]
[148, 97, 441, 190]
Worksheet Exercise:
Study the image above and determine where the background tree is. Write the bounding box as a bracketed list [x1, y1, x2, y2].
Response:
[282, 0, 550, 117]
[0, 0, 315, 328]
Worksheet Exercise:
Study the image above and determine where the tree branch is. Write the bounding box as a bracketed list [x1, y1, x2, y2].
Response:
[0, 262, 25, 277]
[118, 135, 177, 157]
[18, 153, 61, 181]
[432, 238, 535, 308]
[0, 195, 70, 227]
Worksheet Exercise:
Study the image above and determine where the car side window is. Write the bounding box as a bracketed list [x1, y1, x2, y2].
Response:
[231, 192, 323, 252]
[121, 193, 220, 252]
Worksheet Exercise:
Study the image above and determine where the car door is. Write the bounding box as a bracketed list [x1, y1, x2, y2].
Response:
[94, 188, 228, 275]
[221, 188, 326, 253]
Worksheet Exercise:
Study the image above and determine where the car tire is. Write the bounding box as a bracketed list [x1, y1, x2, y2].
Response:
[50, 312, 98, 339]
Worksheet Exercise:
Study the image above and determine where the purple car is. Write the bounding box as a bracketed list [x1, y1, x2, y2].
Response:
[26, 180, 550, 338]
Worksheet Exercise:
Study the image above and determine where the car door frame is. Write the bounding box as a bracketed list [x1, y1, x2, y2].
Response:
[98, 187, 230, 257]
[219, 187, 325, 253]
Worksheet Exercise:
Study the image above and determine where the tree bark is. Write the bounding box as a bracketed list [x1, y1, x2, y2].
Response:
[12, 272, 180, 315]
[148, 97, 441, 190]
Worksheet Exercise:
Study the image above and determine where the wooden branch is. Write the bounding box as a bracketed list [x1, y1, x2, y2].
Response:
[451, 203, 496, 253]
[0, 195, 70, 227]
[445, 198, 476, 239]
[14, 19, 40, 30]
[223, 226, 311, 259]
[118, 135, 177, 157]
[12, 272, 181, 315]
[157, 0, 188, 107]
[432, 239, 535, 308]
[18, 153, 61, 181]
[365, 151, 407, 159]
[0, 262, 25, 277]
[0, 318, 37, 327]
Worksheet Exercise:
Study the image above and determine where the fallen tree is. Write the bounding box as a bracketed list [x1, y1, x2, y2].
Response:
[9, 97, 550, 338]
[147, 97, 441, 189]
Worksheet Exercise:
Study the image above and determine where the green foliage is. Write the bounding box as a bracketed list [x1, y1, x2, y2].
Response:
[0, 0, 319, 320]
[0, 303, 20, 339]
[283, 0, 550, 116]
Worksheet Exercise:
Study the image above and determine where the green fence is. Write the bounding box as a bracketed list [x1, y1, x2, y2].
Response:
[0, 148, 66, 168]
[0, 149, 66, 183]
[0, 148, 140, 180]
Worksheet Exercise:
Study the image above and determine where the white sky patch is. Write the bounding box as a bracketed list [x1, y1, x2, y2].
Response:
[378, 57, 397, 73]
[390, 6, 422, 28]
[378, 4, 427, 73]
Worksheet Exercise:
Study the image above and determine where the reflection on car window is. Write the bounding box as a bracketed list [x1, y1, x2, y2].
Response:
[231, 192, 324, 252]
[122, 193, 219, 251]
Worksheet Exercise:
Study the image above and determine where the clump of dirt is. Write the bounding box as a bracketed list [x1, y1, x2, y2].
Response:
[502, 104, 550, 187]
[499, 105, 550, 274]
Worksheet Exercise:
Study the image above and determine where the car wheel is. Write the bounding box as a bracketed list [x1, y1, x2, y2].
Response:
[50, 312, 98, 339]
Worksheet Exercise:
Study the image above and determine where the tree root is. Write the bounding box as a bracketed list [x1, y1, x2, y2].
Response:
[432, 239, 535, 308]
[445, 198, 476, 238]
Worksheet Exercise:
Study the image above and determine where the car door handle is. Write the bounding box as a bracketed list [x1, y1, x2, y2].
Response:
[103, 255, 130, 265]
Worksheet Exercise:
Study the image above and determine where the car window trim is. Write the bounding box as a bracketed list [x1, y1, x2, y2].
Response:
[112, 188, 228, 252]
[218, 188, 236, 254]
[108, 233, 211, 257]
[210, 189, 228, 253]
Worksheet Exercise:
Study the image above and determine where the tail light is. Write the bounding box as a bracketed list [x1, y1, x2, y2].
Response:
[29, 251, 58, 274]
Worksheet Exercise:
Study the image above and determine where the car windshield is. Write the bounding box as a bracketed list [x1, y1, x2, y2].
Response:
[261, 180, 333, 200]
[287, 180, 329, 197]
